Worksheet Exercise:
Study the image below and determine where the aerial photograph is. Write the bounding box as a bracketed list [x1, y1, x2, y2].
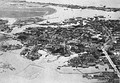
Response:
[0, 0, 120, 83]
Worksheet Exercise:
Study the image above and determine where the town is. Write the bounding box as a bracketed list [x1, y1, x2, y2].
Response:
[10, 16, 119, 82]
[0, 1, 120, 83]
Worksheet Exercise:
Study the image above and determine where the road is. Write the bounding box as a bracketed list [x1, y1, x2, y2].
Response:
[101, 26, 120, 79]
[102, 47, 120, 78]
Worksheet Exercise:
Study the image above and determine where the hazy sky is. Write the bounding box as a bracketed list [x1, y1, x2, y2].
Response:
[26, 0, 120, 8]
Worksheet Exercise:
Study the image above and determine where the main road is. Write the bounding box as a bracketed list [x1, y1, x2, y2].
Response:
[101, 26, 120, 78]
[102, 46, 120, 78]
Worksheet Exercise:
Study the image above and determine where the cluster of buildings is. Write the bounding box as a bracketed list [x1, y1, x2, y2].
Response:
[9, 15, 120, 82]
[20, 45, 43, 61]
[13, 17, 44, 27]
[83, 71, 119, 83]
[0, 19, 9, 32]
[0, 43, 22, 52]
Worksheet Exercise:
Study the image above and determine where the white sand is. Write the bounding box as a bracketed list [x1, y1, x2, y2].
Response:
[44, 6, 120, 22]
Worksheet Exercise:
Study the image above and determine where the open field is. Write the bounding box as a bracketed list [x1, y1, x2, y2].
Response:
[0, 50, 98, 83]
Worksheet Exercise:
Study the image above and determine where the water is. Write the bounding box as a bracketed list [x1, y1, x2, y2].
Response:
[25, 0, 120, 22]
[0, 7, 56, 18]
[26, 0, 120, 8]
